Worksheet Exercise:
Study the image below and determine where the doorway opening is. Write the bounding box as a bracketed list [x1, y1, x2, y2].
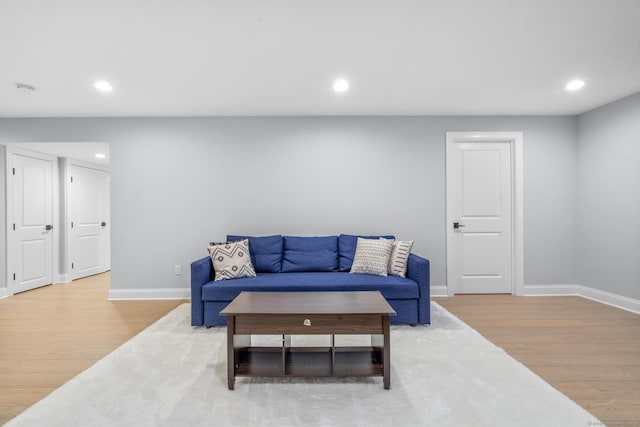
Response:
[3, 142, 110, 296]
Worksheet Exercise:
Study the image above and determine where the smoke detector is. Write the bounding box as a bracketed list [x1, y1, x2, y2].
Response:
[15, 83, 36, 93]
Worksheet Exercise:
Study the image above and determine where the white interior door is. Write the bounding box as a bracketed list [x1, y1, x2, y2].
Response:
[69, 164, 110, 280]
[11, 153, 54, 293]
[447, 138, 513, 294]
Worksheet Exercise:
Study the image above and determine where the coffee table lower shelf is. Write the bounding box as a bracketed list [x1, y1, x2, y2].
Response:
[235, 346, 384, 378]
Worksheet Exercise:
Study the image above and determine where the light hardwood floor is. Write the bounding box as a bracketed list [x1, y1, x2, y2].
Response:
[0, 273, 184, 424]
[435, 295, 640, 424]
[1, 277, 638, 424]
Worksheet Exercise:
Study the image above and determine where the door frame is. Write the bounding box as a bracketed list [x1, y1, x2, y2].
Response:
[5, 146, 61, 296]
[445, 131, 524, 296]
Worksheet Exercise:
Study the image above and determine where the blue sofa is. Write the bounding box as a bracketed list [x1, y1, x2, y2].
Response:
[191, 234, 430, 326]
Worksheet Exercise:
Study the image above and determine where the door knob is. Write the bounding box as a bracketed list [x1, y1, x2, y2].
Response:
[45, 225, 53, 231]
[101, 222, 107, 227]
[453, 222, 465, 229]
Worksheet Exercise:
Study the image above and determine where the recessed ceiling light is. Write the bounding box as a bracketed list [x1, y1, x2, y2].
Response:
[94, 80, 113, 92]
[333, 79, 349, 93]
[95, 153, 107, 159]
[565, 79, 585, 91]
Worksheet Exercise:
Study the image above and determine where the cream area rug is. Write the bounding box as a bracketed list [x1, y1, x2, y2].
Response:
[6, 303, 600, 427]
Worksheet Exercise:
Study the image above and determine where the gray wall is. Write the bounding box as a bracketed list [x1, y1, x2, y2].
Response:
[0, 116, 577, 293]
[577, 92, 640, 299]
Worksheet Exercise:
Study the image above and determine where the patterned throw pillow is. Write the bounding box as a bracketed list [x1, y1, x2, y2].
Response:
[207, 239, 256, 281]
[387, 239, 414, 277]
[349, 237, 393, 276]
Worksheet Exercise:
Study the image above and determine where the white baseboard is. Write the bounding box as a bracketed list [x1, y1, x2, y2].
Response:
[108, 288, 190, 301]
[435, 283, 639, 315]
[434, 284, 582, 297]
[56, 274, 71, 284]
[578, 286, 640, 314]
[523, 284, 581, 296]
[524, 284, 640, 314]
[430, 285, 449, 297]
[0, 287, 9, 299]
[107, 284, 639, 314]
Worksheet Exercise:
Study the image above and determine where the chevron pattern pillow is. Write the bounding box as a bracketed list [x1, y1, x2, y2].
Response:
[208, 239, 256, 281]
[387, 239, 414, 277]
[349, 237, 393, 276]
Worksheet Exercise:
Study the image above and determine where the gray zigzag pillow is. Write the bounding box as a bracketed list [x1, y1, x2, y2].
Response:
[208, 239, 256, 281]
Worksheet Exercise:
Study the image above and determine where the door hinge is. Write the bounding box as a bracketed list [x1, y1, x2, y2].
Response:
[13, 273, 15, 280]
[70, 176, 73, 183]
[72, 263, 74, 269]
[71, 221, 74, 228]
[12, 168, 15, 175]
[13, 223, 15, 231]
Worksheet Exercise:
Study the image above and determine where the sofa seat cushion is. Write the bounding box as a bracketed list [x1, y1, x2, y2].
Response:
[201, 272, 419, 302]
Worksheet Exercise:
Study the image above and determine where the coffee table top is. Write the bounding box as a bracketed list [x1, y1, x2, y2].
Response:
[219, 291, 396, 316]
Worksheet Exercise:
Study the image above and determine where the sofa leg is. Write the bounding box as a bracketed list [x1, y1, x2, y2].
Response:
[206, 326, 213, 329]
[410, 324, 417, 327]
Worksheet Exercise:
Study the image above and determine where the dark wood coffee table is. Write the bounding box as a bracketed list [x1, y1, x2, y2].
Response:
[220, 291, 396, 390]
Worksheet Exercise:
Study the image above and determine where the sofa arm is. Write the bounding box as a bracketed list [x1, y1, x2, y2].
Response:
[191, 256, 213, 326]
[407, 253, 430, 324]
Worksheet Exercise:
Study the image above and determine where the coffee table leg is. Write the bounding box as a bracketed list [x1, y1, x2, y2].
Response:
[227, 316, 235, 390]
[383, 315, 390, 390]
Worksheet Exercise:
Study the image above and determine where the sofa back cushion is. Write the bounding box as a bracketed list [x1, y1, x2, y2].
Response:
[281, 235, 339, 272]
[227, 235, 283, 273]
[338, 234, 395, 271]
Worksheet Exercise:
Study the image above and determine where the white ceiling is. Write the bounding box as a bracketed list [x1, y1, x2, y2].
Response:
[1, 0, 639, 118]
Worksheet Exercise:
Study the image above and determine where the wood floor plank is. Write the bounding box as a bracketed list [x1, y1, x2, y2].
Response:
[2, 280, 638, 424]
[0, 272, 184, 425]
[436, 295, 640, 423]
